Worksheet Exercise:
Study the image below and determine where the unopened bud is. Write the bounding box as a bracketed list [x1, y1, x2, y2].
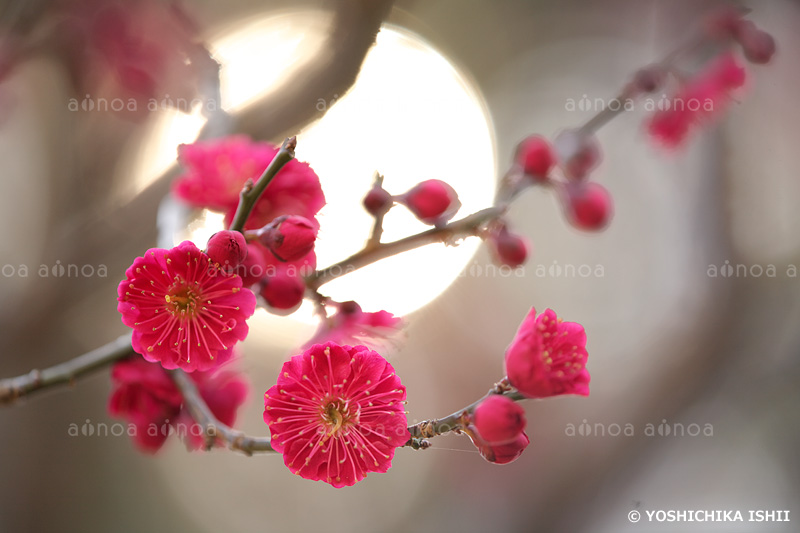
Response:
[516, 135, 555, 181]
[363, 186, 393, 216]
[562, 182, 613, 231]
[256, 215, 317, 262]
[487, 225, 530, 267]
[206, 230, 247, 267]
[399, 179, 461, 225]
[260, 270, 305, 310]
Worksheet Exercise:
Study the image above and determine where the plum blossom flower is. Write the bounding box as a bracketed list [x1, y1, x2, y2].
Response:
[108, 356, 183, 452]
[172, 136, 325, 229]
[647, 52, 747, 148]
[303, 302, 403, 350]
[504, 308, 590, 398]
[263, 343, 409, 487]
[117, 240, 256, 372]
[108, 356, 249, 452]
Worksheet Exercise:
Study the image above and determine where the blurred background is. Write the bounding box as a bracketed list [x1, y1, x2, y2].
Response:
[0, 0, 799, 531]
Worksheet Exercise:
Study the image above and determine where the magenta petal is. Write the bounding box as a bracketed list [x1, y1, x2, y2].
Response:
[263, 342, 409, 487]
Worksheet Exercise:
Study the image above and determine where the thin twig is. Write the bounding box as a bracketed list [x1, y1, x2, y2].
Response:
[229, 137, 297, 233]
[312, 41, 731, 287]
[0, 204, 505, 404]
[308, 206, 506, 290]
[405, 381, 524, 446]
[0, 333, 134, 406]
[578, 27, 712, 135]
[171, 372, 527, 455]
[169, 369, 274, 455]
[224, 0, 396, 140]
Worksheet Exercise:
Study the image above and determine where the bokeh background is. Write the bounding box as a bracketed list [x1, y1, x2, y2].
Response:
[1, 0, 799, 531]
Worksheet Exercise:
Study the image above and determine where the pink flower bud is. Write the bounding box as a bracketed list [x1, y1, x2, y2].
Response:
[487, 226, 530, 267]
[235, 243, 267, 287]
[363, 186, 393, 216]
[738, 24, 776, 65]
[256, 215, 317, 262]
[554, 129, 601, 181]
[516, 135, 555, 180]
[206, 230, 247, 267]
[466, 426, 529, 465]
[260, 270, 305, 310]
[473, 395, 526, 444]
[562, 182, 613, 231]
[400, 179, 461, 225]
[505, 308, 590, 399]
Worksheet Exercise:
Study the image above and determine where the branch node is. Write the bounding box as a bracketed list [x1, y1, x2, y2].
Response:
[417, 419, 437, 438]
[284, 136, 297, 153]
[406, 437, 431, 450]
[28, 369, 42, 387]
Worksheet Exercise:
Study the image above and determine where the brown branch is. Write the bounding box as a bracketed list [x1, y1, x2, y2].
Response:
[405, 380, 525, 447]
[0, 207, 506, 404]
[0, 0, 398, 400]
[0, 333, 134, 406]
[308, 206, 506, 290]
[221, 0, 396, 141]
[170, 371, 527, 455]
[577, 18, 722, 135]
[169, 369, 274, 455]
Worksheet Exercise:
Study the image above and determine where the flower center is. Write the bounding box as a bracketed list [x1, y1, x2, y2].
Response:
[320, 398, 357, 436]
[165, 282, 200, 317]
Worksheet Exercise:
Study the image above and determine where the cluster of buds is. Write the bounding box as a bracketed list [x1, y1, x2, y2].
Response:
[518, 131, 613, 232]
[363, 178, 462, 226]
[474, 131, 612, 271]
[206, 216, 318, 312]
